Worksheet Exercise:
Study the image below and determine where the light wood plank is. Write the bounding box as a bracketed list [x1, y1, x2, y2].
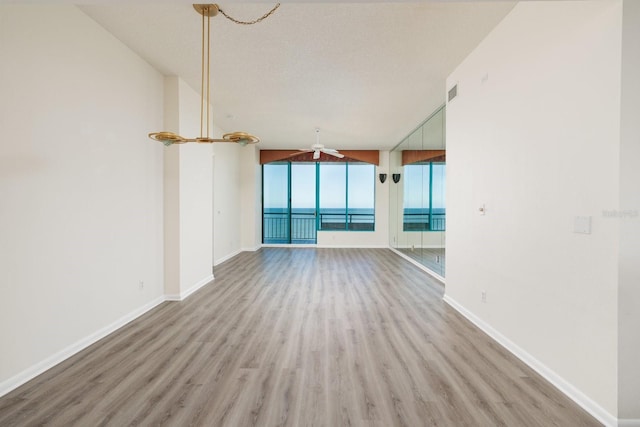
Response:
[0, 248, 601, 426]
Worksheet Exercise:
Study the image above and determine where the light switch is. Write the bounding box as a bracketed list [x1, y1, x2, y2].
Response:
[574, 216, 591, 234]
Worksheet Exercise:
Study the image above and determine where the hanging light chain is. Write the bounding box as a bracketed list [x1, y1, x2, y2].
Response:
[200, 7, 206, 138]
[207, 6, 211, 139]
[218, 3, 280, 25]
[149, 3, 265, 145]
[198, 5, 214, 139]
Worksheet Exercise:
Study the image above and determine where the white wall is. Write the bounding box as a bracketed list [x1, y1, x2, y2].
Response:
[212, 140, 244, 265]
[445, 1, 621, 421]
[163, 78, 214, 299]
[163, 78, 181, 297]
[239, 146, 262, 252]
[618, 0, 640, 421]
[316, 151, 390, 247]
[178, 80, 215, 295]
[162, 77, 250, 279]
[0, 5, 164, 392]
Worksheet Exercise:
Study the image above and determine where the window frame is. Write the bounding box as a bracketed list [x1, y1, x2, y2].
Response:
[318, 162, 375, 232]
[262, 161, 376, 241]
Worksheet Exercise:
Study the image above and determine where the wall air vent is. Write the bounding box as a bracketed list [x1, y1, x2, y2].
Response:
[448, 84, 458, 102]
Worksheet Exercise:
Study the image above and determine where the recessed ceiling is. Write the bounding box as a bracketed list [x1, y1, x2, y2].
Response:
[79, 1, 516, 150]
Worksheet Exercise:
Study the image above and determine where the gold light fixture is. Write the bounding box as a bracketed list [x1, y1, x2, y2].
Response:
[149, 3, 280, 147]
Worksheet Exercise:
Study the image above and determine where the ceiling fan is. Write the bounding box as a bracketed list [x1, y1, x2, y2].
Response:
[300, 128, 345, 160]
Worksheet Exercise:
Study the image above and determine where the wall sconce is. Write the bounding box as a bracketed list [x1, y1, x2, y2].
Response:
[379, 173, 387, 183]
[392, 173, 401, 183]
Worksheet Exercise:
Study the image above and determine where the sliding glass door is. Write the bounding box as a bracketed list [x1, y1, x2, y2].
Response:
[263, 163, 290, 243]
[291, 163, 317, 243]
[263, 161, 376, 244]
[263, 162, 317, 244]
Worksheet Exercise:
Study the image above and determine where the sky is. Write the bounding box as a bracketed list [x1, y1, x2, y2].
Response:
[403, 163, 446, 209]
[265, 162, 445, 211]
[264, 163, 375, 210]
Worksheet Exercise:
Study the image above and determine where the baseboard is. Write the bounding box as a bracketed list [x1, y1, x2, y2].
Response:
[182, 274, 214, 299]
[395, 244, 446, 249]
[1, 273, 216, 398]
[260, 244, 388, 249]
[0, 295, 166, 399]
[214, 249, 242, 266]
[165, 274, 214, 301]
[442, 294, 618, 427]
[241, 245, 261, 252]
[261, 243, 317, 248]
[619, 419, 640, 427]
[315, 244, 389, 249]
[389, 247, 445, 283]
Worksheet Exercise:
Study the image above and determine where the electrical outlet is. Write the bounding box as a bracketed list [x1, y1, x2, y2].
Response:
[481, 290, 487, 303]
[139, 280, 144, 290]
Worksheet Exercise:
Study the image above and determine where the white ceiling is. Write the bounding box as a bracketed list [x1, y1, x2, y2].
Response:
[79, 1, 516, 150]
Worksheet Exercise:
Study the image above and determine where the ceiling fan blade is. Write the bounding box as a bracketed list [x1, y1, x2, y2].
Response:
[313, 150, 321, 160]
[321, 148, 344, 158]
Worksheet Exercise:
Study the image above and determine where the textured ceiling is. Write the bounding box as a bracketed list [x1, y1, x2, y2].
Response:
[79, 2, 516, 150]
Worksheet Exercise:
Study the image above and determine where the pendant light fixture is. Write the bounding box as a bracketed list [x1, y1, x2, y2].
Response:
[149, 3, 280, 147]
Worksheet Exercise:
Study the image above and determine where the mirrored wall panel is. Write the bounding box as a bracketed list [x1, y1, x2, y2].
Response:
[389, 106, 446, 277]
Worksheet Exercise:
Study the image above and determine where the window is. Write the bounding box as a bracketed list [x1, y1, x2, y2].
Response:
[403, 162, 446, 231]
[290, 164, 317, 241]
[346, 163, 375, 230]
[318, 164, 346, 230]
[431, 163, 446, 230]
[263, 163, 290, 243]
[319, 162, 375, 231]
[262, 162, 376, 243]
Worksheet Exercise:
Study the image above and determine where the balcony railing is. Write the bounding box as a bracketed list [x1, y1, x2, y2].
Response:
[319, 213, 375, 231]
[263, 210, 375, 243]
[402, 212, 446, 231]
[263, 212, 315, 244]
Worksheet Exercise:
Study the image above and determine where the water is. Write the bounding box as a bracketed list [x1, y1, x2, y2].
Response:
[264, 208, 375, 216]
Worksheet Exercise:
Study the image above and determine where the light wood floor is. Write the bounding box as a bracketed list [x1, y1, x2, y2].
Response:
[0, 248, 600, 426]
